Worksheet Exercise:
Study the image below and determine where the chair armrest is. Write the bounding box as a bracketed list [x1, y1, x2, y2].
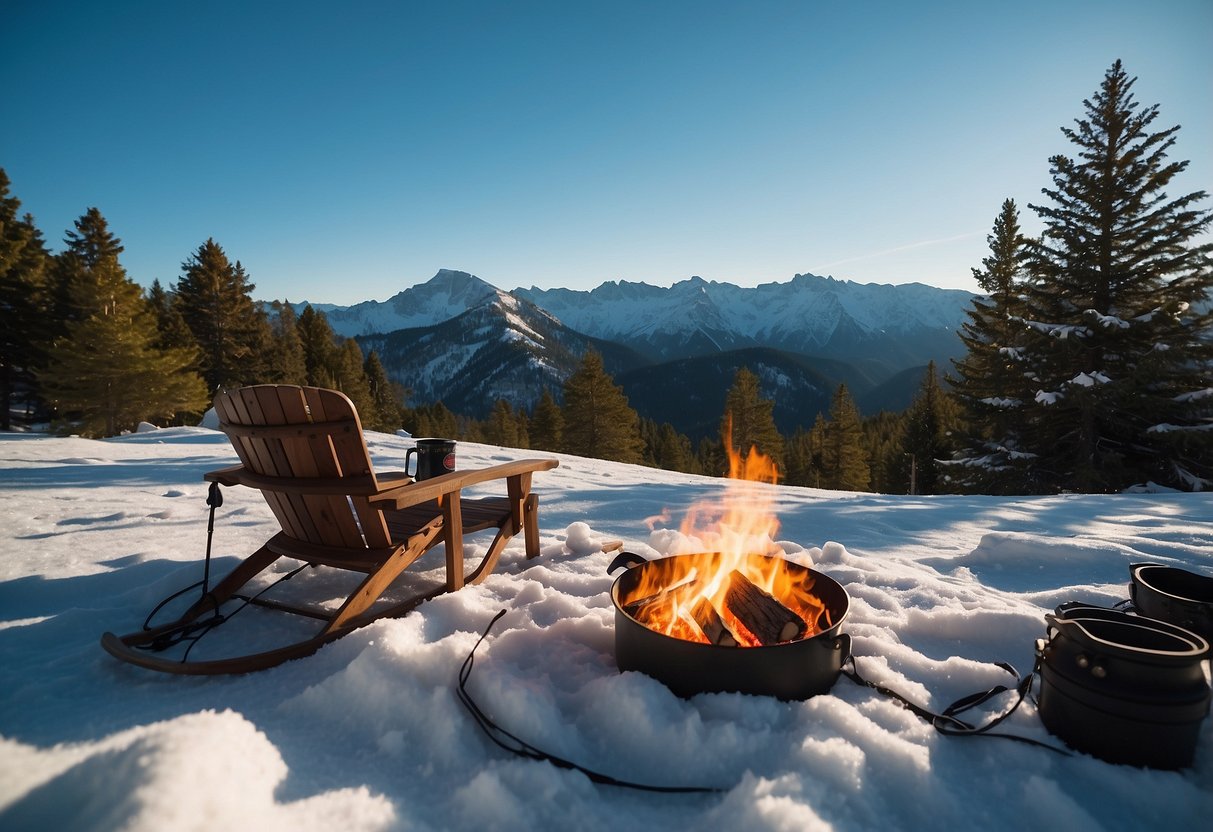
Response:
[368, 458, 559, 510]
[204, 464, 246, 487]
[204, 464, 379, 495]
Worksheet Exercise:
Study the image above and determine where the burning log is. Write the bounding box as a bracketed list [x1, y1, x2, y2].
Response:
[689, 597, 738, 647]
[622, 576, 702, 619]
[724, 570, 807, 645]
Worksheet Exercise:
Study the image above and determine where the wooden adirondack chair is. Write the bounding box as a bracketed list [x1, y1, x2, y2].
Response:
[101, 384, 558, 674]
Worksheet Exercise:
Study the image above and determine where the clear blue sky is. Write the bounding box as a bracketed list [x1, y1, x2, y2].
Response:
[4, 1, 1210, 304]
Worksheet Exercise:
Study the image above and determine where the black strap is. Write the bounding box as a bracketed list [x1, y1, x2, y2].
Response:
[136, 481, 309, 662]
[140, 481, 227, 640]
[842, 654, 1070, 755]
[457, 610, 725, 794]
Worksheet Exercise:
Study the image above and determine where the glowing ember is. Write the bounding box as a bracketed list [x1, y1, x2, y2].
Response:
[621, 416, 828, 646]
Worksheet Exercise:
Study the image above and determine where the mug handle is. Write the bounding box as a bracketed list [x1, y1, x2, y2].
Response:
[404, 447, 418, 479]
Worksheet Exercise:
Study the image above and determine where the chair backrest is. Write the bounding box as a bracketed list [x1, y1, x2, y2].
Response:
[213, 385, 392, 549]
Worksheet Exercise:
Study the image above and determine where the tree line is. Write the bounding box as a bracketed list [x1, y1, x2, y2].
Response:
[1, 61, 1209, 492]
[0, 200, 406, 436]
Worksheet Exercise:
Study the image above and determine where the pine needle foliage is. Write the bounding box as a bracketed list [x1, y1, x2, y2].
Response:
[1018, 60, 1213, 491]
[561, 350, 645, 463]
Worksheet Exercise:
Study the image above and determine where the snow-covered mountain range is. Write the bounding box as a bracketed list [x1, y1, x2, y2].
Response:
[295, 269, 976, 422]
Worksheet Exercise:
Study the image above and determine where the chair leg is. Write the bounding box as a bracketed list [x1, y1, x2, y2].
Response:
[464, 522, 514, 585]
[442, 491, 465, 592]
[179, 543, 281, 619]
[523, 493, 541, 559]
[326, 518, 442, 632]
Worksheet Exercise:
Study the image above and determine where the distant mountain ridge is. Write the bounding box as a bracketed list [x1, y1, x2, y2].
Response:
[515, 274, 972, 374]
[354, 287, 647, 418]
[292, 268, 977, 424]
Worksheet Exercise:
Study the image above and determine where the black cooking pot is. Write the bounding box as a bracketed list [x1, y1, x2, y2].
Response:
[1129, 563, 1213, 642]
[1036, 602, 1211, 769]
[608, 552, 851, 700]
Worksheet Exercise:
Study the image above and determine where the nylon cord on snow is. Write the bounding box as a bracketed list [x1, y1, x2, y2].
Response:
[457, 610, 726, 794]
[841, 654, 1071, 756]
[136, 481, 310, 663]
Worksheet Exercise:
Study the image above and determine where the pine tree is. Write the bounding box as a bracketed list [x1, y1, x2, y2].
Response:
[561, 350, 645, 463]
[1020, 61, 1213, 491]
[51, 207, 123, 329]
[264, 301, 308, 386]
[861, 411, 907, 494]
[783, 426, 818, 487]
[146, 279, 198, 352]
[820, 384, 869, 491]
[39, 210, 208, 436]
[901, 362, 961, 494]
[721, 366, 784, 467]
[410, 401, 459, 439]
[175, 239, 273, 392]
[0, 170, 51, 429]
[363, 350, 403, 432]
[331, 337, 375, 421]
[645, 419, 697, 473]
[949, 199, 1038, 492]
[296, 305, 340, 388]
[485, 399, 521, 447]
[529, 388, 564, 451]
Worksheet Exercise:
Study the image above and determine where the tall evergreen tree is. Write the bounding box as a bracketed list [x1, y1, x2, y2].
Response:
[264, 301, 308, 386]
[721, 366, 784, 467]
[363, 350, 403, 432]
[411, 401, 459, 438]
[529, 388, 564, 451]
[901, 362, 961, 494]
[820, 384, 870, 491]
[561, 350, 645, 463]
[949, 200, 1038, 492]
[51, 207, 123, 328]
[39, 211, 207, 436]
[296, 305, 340, 388]
[1020, 61, 1213, 491]
[485, 399, 521, 447]
[861, 410, 907, 494]
[782, 426, 818, 487]
[332, 337, 375, 420]
[0, 170, 51, 429]
[146, 279, 198, 352]
[643, 418, 697, 473]
[175, 239, 273, 392]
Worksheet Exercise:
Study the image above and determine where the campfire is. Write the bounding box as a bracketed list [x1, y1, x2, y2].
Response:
[618, 422, 830, 648]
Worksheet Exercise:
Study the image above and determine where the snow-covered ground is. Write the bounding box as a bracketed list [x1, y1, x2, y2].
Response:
[0, 428, 1209, 831]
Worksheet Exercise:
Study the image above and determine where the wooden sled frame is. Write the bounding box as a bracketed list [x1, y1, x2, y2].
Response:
[101, 384, 558, 675]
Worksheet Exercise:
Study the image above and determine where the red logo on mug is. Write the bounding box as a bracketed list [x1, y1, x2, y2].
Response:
[443, 452, 456, 470]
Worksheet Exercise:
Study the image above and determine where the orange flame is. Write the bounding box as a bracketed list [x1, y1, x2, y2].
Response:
[622, 415, 826, 645]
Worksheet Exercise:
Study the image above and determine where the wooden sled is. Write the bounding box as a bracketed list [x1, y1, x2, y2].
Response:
[101, 384, 558, 675]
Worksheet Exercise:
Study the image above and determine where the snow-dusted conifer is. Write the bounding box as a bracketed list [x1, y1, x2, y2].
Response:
[949, 200, 1038, 492]
[1018, 61, 1212, 491]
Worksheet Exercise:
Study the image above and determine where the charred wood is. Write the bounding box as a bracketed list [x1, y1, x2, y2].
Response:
[724, 570, 807, 644]
[690, 597, 738, 646]
[622, 576, 702, 619]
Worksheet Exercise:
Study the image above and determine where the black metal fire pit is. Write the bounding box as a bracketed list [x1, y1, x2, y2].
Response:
[608, 552, 850, 700]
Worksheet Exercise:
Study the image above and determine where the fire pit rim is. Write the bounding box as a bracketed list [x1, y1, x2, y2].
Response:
[608, 550, 852, 700]
[608, 550, 850, 649]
